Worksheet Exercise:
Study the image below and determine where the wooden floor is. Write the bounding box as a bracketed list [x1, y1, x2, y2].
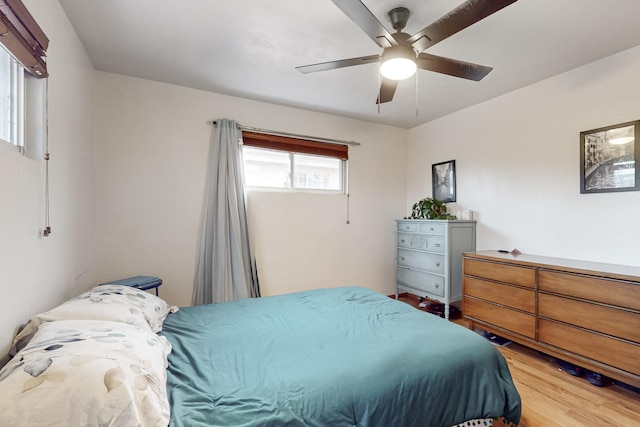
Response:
[396, 295, 640, 426]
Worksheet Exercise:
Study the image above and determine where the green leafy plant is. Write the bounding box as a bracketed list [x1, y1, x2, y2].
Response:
[405, 197, 456, 220]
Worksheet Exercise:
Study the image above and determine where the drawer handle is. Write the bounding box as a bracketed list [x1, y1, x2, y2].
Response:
[400, 256, 406, 261]
[400, 239, 405, 243]
[429, 227, 434, 231]
[434, 243, 441, 247]
[435, 262, 440, 267]
[435, 284, 439, 289]
[405, 226, 410, 230]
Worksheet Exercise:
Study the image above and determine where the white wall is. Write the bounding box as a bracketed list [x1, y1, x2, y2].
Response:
[11, 3, 636, 362]
[93, 72, 407, 307]
[0, 0, 95, 359]
[407, 46, 640, 267]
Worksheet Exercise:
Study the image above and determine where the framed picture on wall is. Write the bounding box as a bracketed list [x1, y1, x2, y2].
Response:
[580, 120, 640, 193]
[432, 160, 456, 202]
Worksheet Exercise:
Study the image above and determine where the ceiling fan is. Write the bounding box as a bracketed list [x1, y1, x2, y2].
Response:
[296, 0, 518, 104]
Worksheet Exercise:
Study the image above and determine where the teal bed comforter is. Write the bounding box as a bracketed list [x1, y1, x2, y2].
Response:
[161, 286, 521, 427]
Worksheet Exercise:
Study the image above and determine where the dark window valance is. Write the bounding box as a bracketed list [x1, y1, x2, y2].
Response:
[0, 0, 48, 78]
[242, 131, 349, 160]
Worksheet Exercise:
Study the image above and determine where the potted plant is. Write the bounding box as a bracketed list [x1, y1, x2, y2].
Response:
[405, 197, 456, 220]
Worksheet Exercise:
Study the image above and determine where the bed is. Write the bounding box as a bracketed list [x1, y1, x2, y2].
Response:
[0, 285, 521, 427]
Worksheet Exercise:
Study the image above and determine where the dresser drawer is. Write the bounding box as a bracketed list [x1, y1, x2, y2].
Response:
[464, 276, 535, 313]
[397, 233, 427, 250]
[539, 293, 640, 344]
[465, 297, 536, 338]
[398, 249, 445, 274]
[426, 235, 445, 253]
[539, 270, 640, 311]
[396, 267, 444, 297]
[397, 222, 420, 232]
[397, 233, 445, 253]
[420, 222, 445, 235]
[539, 319, 640, 376]
[464, 258, 536, 288]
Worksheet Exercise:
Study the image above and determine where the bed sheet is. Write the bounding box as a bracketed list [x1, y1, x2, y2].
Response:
[161, 286, 521, 427]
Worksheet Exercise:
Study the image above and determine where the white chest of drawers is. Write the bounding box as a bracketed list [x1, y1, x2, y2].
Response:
[395, 219, 476, 318]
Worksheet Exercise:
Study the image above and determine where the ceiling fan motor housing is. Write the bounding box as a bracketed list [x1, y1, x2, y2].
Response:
[381, 44, 416, 63]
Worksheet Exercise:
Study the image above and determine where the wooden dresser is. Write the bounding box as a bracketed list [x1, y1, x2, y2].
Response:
[395, 219, 476, 319]
[462, 251, 640, 389]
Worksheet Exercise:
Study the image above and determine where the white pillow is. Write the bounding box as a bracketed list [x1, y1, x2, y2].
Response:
[0, 320, 171, 427]
[10, 284, 177, 355]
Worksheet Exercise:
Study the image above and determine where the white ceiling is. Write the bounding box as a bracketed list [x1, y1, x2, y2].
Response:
[58, 0, 640, 129]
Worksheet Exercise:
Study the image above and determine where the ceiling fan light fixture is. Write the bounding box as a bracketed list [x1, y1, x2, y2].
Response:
[380, 45, 417, 81]
[380, 57, 417, 80]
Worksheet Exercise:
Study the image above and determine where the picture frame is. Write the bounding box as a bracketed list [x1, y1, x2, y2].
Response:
[580, 120, 640, 194]
[432, 160, 456, 202]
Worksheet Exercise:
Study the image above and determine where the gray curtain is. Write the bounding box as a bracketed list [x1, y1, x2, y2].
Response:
[192, 119, 260, 305]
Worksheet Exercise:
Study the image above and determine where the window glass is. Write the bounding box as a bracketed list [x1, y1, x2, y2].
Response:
[243, 146, 291, 188]
[0, 45, 24, 151]
[293, 153, 342, 191]
[243, 146, 345, 192]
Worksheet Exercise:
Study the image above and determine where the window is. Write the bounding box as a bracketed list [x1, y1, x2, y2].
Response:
[0, 45, 25, 151]
[241, 131, 347, 192]
[0, 0, 49, 157]
[293, 153, 342, 190]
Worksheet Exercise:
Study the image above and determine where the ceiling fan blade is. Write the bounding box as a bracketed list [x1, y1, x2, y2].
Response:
[376, 78, 398, 104]
[331, 0, 396, 48]
[296, 54, 380, 74]
[408, 0, 517, 52]
[417, 52, 492, 81]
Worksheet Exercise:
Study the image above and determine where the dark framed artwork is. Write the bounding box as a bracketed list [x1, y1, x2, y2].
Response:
[432, 160, 456, 202]
[580, 121, 640, 193]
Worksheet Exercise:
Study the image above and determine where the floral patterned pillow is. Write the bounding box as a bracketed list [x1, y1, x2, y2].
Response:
[0, 320, 171, 427]
[10, 284, 177, 355]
